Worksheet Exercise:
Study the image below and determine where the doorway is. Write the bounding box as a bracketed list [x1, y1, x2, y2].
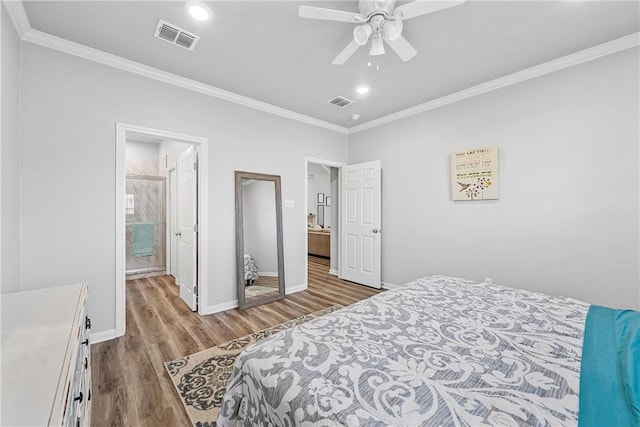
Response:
[115, 123, 209, 338]
[305, 157, 344, 284]
[124, 136, 168, 280]
[305, 158, 383, 290]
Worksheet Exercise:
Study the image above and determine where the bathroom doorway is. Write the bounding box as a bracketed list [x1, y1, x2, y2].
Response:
[115, 123, 209, 338]
[124, 137, 168, 279]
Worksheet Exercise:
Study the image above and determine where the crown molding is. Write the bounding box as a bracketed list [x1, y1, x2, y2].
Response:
[5, 0, 637, 137]
[5, 1, 348, 135]
[3, 0, 30, 38]
[348, 32, 640, 135]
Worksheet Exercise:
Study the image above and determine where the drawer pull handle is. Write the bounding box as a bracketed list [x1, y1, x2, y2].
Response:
[85, 317, 91, 330]
[74, 392, 83, 403]
[88, 388, 91, 401]
[82, 338, 89, 346]
[84, 357, 88, 370]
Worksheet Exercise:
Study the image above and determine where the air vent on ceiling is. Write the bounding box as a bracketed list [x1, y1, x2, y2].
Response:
[327, 96, 353, 108]
[154, 20, 200, 51]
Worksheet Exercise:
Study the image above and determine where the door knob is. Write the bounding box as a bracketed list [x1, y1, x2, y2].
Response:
[175, 232, 181, 237]
[372, 229, 379, 234]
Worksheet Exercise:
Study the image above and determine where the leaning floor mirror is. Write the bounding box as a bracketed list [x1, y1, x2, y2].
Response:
[235, 171, 285, 309]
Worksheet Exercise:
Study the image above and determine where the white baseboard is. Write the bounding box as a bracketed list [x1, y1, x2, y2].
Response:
[286, 283, 307, 295]
[329, 269, 338, 276]
[259, 271, 278, 277]
[382, 282, 400, 290]
[205, 284, 306, 314]
[205, 300, 239, 315]
[91, 329, 117, 344]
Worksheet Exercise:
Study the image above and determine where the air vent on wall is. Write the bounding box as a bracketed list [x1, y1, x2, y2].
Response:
[154, 20, 200, 51]
[327, 96, 353, 108]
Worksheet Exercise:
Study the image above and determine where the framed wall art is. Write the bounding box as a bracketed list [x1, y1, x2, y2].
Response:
[451, 146, 499, 201]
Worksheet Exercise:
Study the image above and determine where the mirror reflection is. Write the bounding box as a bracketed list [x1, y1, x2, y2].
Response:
[235, 171, 284, 309]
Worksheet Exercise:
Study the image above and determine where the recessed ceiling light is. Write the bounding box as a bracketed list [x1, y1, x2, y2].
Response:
[351, 113, 361, 121]
[185, 1, 213, 21]
[356, 86, 369, 95]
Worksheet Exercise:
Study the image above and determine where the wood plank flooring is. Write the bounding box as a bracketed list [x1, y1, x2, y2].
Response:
[90, 256, 381, 426]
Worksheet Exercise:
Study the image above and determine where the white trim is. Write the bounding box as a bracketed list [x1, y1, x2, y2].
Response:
[204, 282, 307, 313]
[329, 269, 338, 276]
[91, 329, 117, 344]
[205, 300, 239, 315]
[6, 2, 636, 137]
[382, 282, 401, 290]
[167, 166, 176, 279]
[286, 283, 307, 295]
[349, 32, 640, 134]
[258, 271, 279, 277]
[115, 123, 209, 338]
[4, 0, 348, 136]
[304, 157, 347, 288]
[3, 1, 30, 38]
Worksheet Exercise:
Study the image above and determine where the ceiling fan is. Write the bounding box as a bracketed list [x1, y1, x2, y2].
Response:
[299, 0, 465, 65]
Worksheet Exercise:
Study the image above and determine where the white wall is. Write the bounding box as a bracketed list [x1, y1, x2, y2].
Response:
[349, 47, 639, 310]
[18, 42, 348, 335]
[126, 140, 160, 163]
[1, 4, 21, 294]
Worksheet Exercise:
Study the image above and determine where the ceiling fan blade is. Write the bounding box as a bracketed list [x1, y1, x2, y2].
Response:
[394, 0, 465, 20]
[332, 40, 361, 65]
[299, 6, 364, 23]
[386, 35, 418, 62]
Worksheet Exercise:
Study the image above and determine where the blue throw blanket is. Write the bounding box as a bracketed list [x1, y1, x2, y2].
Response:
[579, 305, 640, 427]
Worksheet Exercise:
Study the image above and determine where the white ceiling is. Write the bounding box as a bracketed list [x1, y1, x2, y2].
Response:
[21, 1, 640, 129]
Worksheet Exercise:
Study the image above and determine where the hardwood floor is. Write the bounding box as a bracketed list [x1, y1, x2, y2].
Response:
[91, 256, 380, 426]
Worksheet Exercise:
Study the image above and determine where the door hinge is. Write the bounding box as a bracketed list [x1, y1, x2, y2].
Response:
[193, 162, 197, 171]
[194, 224, 199, 233]
[194, 285, 198, 294]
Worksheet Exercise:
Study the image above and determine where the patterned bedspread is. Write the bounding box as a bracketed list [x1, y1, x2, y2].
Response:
[218, 276, 589, 426]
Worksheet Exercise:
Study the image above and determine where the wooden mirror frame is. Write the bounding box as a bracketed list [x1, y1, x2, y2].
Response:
[235, 171, 285, 309]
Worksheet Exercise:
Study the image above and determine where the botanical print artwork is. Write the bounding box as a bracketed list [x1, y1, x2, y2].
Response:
[451, 146, 499, 200]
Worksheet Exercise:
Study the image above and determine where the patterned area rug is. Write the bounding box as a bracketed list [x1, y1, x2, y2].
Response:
[164, 305, 343, 427]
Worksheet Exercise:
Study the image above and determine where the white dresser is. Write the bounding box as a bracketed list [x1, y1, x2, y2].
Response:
[1, 283, 91, 426]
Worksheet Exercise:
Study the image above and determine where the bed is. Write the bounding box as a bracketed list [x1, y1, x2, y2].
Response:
[218, 275, 639, 426]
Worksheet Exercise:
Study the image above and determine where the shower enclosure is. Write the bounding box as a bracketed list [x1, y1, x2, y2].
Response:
[125, 175, 166, 278]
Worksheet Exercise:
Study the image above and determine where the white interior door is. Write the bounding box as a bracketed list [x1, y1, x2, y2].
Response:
[177, 147, 198, 310]
[169, 167, 178, 280]
[340, 160, 381, 288]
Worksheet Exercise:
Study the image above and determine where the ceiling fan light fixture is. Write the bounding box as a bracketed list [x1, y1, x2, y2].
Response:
[353, 24, 373, 46]
[185, 1, 213, 21]
[382, 19, 403, 42]
[369, 33, 385, 56]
